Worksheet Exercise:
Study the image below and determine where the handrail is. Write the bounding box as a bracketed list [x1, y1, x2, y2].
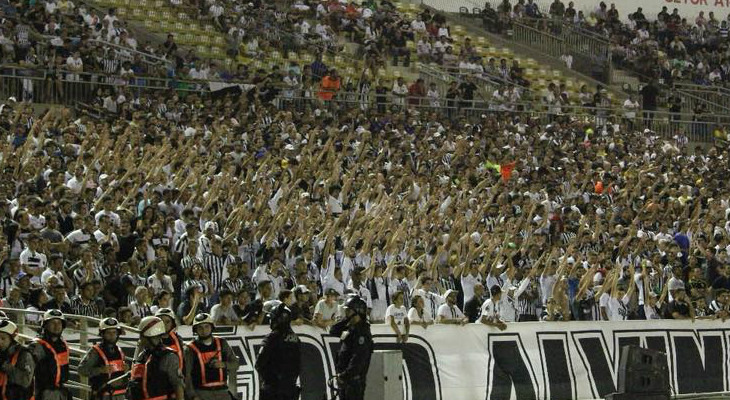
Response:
[0, 307, 140, 333]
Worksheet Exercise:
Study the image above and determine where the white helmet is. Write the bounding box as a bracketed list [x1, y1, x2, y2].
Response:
[138, 316, 166, 338]
[0, 320, 18, 339]
[155, 308, 177, 329]
[42, 309, 66, 328]
[98, 317, 122, 333]
[192, 313, 214, 329]
[0, 310, 8, 320]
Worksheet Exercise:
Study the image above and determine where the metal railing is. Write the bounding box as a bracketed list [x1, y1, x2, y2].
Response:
[272, 93, 724, 143]
[673, 83, 730, 114]
[0, 307, 140, 400]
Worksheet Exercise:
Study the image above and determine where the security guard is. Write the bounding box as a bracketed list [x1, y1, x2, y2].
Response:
[255, 303, 301, 400]
[329, 296, 373, 400]
[29, 309, 70, 400]
[78, 318, 128, 400]
[155, 308, 184, 373]
[128, 316, 184, 400]
[184, 313, 239, 400]
[0, 319, 34, 400]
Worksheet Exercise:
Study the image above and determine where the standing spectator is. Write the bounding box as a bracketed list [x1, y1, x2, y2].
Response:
[318, 69, 341, 103]
[385, 291, 409, 343]
[436, 290, 467, 325]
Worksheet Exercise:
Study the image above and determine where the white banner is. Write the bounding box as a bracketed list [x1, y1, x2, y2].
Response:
[57, 320, 730, 400]
[154, 320, 730, 400]
[423, 0, 730, 23]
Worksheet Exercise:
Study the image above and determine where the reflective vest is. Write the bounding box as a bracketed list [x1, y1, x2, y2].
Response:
[187, 338, 227, 390]
[0, 347, 32, 400]
[34, 338, 69, 391]
[129, 348, 176, 400]
[162, 333, 183, 373]
[91, 344, 126, 396]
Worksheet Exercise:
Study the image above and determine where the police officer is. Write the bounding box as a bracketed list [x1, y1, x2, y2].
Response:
[29, 309, 70, 400]
[0, 319, 34, 400]
[329, 296, 373, 400]
[155, 308, 184, 373]
[78, 318, 128, 400]
[255, 303, 301, 400]
[184, 313, 239, 400]
[128, 316, 184, 400]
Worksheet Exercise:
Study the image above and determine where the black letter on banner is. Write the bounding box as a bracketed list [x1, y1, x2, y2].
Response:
[488, 341, 537, 400]
[300, 342, 329, 400]
[673, 335, 723, 394]
[542, 339, 573, 400]
[372, 342, 439, 400]
[576, 337, 616, 397]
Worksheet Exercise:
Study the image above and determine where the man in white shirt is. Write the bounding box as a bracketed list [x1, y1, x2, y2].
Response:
[437, 290, 467, 324]
[19, 233, 46, 285]
[460, 263, 483, 308]
[480, 285, 507, 330]
[66, 51, 83, 81]
[411, 15, 427, 34]
[93, 215, 119, 252]
[253, 262, 284, 300]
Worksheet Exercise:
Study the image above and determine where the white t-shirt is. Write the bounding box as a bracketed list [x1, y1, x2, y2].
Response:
[385, 304, 408, 326]
[314, 299, 340, 321]
[607, 294, 631, 321]
[599, 292, 611, 320]
[407, 307, 433, 323]
[480, 298, 501, 322]
[437, 303, 464, 322]
[460, 273, 482, 305]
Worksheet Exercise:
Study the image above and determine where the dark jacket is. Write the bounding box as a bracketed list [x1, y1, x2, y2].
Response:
[330, 318, 373, 381]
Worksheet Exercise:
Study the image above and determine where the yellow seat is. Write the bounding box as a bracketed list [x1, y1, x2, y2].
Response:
[477, 36, 488, 45]
[132, 8, 144, 18]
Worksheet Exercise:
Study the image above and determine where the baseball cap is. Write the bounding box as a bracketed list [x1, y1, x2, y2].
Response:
[444, 289, 459, 299]
[294, 285, 311, 294]
[325, 288, 340, 297]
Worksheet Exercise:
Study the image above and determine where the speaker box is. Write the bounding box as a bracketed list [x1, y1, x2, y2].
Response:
[617, 345, 670, 395]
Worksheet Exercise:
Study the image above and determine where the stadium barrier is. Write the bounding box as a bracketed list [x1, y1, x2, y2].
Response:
[0, 66, 725, 143]
[4, 306, 728, 400]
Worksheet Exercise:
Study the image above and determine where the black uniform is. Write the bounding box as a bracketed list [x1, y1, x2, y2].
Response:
[255, 328, 301, 400]
[330, 318, 373, 400]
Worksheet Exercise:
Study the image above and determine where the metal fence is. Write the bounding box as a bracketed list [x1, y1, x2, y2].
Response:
[1, 67, 725, 143]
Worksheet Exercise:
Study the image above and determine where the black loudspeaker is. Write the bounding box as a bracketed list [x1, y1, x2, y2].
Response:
[617, 345, 670, 395]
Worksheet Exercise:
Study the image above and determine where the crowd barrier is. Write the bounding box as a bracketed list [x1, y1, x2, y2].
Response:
[1, 66, 726, 143]
[17, 317, 728, 400]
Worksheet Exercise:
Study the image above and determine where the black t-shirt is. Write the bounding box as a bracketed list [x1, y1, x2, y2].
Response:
[459, 82, 477, 100]
[640, 84, 659, 109]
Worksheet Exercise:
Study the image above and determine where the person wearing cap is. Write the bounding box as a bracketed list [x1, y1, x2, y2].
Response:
[329, 296, 373, 400]
[19, 232, 46, 285]
[255, 303, 301, 400]
[184, 313, 238, 400]
[0, 319, 34, 400]
[290, 285, 313, 322]
[78, 317, 128, 400]
[198, 221, 221, 258]
[28, 309, 70, 400]
[155, 308, 185, 373]
[314, 288, 341, 329]
[480, 285, 507, 330]
[436, 289, 467, 325]
[129, 316, 184, 400]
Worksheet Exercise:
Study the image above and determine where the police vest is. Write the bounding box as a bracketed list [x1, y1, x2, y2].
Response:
[34, 338, 69, 391]
[90, 344, 126, 396]
[186, 338, 227, 390]
[162, 333, 184, 373]
[129, 347, 176, 400]
[0, 347, 32, 400]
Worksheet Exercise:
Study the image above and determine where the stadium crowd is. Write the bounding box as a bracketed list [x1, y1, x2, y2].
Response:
[483, 0, 730, 86]
[0, 70, 729, 334]
[0, 0, 728, 339]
